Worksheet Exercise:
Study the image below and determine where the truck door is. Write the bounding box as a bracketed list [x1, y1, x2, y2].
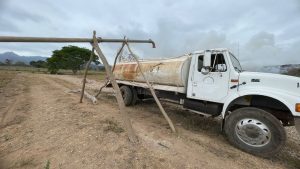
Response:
[188, 52, 230, 102]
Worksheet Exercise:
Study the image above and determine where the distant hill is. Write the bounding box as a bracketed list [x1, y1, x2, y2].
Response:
[0, 52, 47, 64]
[259, 64, 300, 74]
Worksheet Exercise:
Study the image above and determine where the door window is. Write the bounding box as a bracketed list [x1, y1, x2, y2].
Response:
[198, 55, 204, 71]
[197, 53, 227, 72]
[211, 53, 227, 72]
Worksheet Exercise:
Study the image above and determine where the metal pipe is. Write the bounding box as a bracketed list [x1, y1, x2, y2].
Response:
[0, 36, 156, 48]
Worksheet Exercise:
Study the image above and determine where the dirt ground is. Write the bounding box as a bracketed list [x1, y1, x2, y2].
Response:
[0, 71, 299, 169]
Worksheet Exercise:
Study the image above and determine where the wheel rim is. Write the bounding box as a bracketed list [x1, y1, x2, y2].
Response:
[235, 118, 271, 147]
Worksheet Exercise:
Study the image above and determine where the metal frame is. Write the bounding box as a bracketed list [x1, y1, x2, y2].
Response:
[0, 36, 156, 48]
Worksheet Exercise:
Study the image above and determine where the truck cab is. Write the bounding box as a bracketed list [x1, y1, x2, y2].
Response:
[186, 48, 300, 156]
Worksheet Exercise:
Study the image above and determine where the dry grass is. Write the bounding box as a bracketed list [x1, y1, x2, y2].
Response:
[12, 158, 35, 168]
[1, 69, 299, 168]
[0, 71, 16, 89]
[74, 72, 106, 81]
[0, 66, 48, 73]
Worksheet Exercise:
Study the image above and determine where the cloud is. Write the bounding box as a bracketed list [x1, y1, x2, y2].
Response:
[0, 1, 48, 33]
[8, 9, 47, 23]
[246, 32, 275, 50]
[0, 0, 299, 70]
[0, 0, 7, 10]
[240, 31, 300, 70]
[0, 0, 18, 32]
[0, 18, 19, 32]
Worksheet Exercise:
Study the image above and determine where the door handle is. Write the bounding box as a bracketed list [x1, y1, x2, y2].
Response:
[219, 72, 223, 77]
[230, 82, 246, 89]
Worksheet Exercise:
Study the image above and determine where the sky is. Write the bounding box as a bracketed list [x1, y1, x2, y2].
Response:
[0, 0, 299, 70]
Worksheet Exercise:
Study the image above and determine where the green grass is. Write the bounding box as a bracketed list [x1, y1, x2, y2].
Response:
[102, 119, 124, 134]
[44, 160, 50, 169]
[0, 66, 106, 81]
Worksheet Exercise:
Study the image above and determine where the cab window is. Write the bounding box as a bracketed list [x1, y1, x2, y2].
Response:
[211, 53, 227, 72]
[197, 53, 227, 72]
[198, 55, 204, 71]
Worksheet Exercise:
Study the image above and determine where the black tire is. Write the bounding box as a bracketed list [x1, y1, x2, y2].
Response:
[224, 107, 286, 157]
[130, 87, 138, 105]
[120, 85, 133, 106]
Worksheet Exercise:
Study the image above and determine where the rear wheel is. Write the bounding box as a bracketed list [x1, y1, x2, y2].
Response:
[224, 107, 286, 157]
[120, 85, 133, 106]
[130, 87, 138, 105]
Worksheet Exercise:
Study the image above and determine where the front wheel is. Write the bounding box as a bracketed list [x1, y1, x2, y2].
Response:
[224, 107, 286, 157]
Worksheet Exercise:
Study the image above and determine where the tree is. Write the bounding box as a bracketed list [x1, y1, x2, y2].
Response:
[47, 46, 99, 74]
[30, 60, 47, 68]
[285, 68, 300, 77]
[5, 59, 12, 65]
[14, 61, 27, 66]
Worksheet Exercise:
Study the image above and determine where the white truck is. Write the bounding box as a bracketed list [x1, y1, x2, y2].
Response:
[112, 48, 300, 157]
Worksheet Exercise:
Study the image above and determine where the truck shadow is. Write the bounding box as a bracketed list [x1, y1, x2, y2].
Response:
[137, 99, 300, 169]
[139, 99, 221, 135]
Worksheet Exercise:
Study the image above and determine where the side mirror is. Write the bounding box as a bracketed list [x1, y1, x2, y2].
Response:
[216, 64, 227, 72]
[203, 50, 211, 67]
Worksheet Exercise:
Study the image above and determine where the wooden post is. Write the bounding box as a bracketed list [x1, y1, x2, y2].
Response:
[80, 47, 95, 103]
[92, 31, 138, 143]
[125, 43, 176, 133]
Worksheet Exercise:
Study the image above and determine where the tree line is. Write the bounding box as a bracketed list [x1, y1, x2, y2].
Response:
[1, 46, 100, 74]
[0, 59, 28, 66]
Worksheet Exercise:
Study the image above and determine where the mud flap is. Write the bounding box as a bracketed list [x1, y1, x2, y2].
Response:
[295, 117, 300, 136]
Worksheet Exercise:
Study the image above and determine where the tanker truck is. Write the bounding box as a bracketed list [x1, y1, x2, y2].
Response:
[111, 48, 300, 157]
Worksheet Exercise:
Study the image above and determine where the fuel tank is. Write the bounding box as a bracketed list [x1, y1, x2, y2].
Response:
[113, 55, 192, 87]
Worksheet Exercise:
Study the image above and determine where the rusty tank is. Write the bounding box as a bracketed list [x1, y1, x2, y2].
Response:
[113, 54, 192, 87]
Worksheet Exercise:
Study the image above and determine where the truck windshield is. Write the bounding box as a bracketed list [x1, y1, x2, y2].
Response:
[229, 53, 242, 72]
